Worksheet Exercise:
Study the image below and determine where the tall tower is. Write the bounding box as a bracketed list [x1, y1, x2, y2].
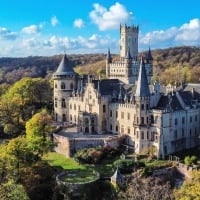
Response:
[120, 24, 139, 60]
[134, 56, 150, 153]
[53, 54, 76, 123]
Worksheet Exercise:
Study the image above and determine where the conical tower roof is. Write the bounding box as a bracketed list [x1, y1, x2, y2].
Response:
[135, 56, 150, 97]
[54, 54, 75, 76]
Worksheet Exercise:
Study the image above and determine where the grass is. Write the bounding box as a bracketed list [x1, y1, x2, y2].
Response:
[62, 169, 97, 183]
[43, 152, 86, 170]
[43, 152, 99, 183]
[43, 152, 172, 183]
[43, 152, 117, 179]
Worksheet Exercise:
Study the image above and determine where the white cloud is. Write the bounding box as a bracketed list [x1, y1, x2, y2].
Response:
[51, 16, 59, 27]
[1, 18, 200, 57]
[22, 25, 40, 34]
[0, 27, 18, 40]
[89, 2, 132, 31]
[175, 18, 200, 42]
[140, 18, 200, 49]
[74, 18, 84, 28]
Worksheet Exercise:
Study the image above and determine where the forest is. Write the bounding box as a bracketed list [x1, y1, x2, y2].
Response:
[0, 46, 199, 86]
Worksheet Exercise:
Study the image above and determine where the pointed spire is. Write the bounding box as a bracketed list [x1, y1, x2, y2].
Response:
[147, 41, 153, 63]
[54, 54, 75, 76]
[135, 56, 150, 97]
[107, 48, 112, 63]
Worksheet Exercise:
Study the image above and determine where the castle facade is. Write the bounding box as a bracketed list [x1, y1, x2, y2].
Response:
[53, 25, 200, 158]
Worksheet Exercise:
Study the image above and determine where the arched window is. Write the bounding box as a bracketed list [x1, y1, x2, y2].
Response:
[61, 82, 65, 89]
[61, 98, 66, 108]
[55, 83, 57, 88]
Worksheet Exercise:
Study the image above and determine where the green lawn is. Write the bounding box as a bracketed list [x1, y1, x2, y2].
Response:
[62, 169, 98, 183]
[43, 152, 86, 170]
[43, 152, 116, 179]
[43, 152, 99, 183]
[43, 152, 170, 182]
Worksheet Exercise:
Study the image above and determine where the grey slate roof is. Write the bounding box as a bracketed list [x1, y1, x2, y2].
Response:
[93, 79, 123, 96]
[135, 56, 150, 97]
[54, 54, 75, 76]
[155, 93, 183, 111]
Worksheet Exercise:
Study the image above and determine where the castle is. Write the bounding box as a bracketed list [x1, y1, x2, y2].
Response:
[53, 24, 200, 158]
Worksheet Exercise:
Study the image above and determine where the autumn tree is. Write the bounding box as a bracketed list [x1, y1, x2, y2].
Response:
[0, 77, 52, 135]
[0, 180, 29, 200]
[118, 175, 174, 200]
[174, 170, 200, 200]
[26, 109, 54, 156]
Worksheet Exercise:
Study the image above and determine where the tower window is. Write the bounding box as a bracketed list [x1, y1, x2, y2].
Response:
[55, 83, 57, 88]
[61, 98, 66, 108]
[61, 82, 65, 89]
[103, 105, 106, 113]
[116, 125, 118, 132]
[54, 98, 57, 108]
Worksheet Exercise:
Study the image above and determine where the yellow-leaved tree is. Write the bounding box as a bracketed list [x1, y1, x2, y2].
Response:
[174, 170, 200, 200]
[26, 109, 55, 157]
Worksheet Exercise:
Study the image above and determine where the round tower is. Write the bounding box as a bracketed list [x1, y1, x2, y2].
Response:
[53, 54, 77, 123]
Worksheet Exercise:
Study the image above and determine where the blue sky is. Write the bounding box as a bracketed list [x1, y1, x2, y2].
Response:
[0, 0, 199, 57]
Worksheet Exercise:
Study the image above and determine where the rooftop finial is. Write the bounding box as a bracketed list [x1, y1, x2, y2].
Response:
[149, 38, 151, 48]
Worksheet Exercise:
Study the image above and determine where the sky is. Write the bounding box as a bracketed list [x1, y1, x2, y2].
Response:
[0, 0, 199, 57]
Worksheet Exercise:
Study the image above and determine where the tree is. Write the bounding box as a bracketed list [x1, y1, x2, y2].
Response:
[0, 77, 52, 135]
[6, 136, 37, 181]
[174, 170, 200, 200]
[118, 175, 174, 200]
[184, 155, 198, 166]
[0, 180, 29, 200]
[26, 109, 54, 156]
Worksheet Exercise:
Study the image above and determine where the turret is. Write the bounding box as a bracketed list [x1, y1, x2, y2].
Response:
[134, 56, 151, 154]
[53, 54, 77, 123]
[135, 56, 150, 97]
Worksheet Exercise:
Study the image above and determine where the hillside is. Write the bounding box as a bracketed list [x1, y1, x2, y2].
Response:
[0, 46, 199, 84]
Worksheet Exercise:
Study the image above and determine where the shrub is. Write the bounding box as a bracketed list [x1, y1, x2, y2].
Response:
[190, 155, 198, 165]
[184, 155, 198, 166]
[74, 147, 120, 164]
[113, 159, 136, 173]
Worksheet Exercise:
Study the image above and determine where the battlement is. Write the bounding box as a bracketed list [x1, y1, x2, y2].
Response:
[120, 24, 139, 33]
